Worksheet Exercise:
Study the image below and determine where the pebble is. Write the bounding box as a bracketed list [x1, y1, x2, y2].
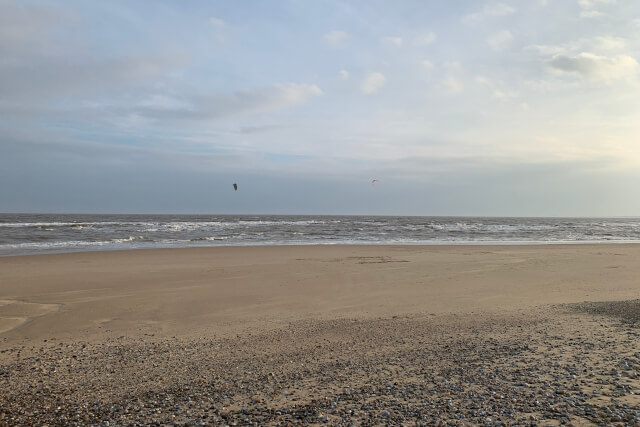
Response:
[1, 303, 640, 425]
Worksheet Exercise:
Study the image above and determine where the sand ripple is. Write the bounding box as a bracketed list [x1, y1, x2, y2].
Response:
[0, 300, 59, 334]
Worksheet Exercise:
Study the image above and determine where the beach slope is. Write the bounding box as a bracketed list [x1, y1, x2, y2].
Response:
[1, 244, 640, 424]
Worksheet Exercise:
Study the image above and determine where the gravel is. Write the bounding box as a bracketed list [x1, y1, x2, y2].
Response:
[2, 304, 640, 426]
[569, 299, 640, 326]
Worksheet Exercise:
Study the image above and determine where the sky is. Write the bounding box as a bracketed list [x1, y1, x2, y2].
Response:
[1, 0, 639, 216]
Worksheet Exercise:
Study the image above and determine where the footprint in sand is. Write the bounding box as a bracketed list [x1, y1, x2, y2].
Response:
[0, 300, 60, 334]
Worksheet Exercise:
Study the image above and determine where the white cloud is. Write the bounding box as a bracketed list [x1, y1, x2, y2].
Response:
[594, 36, 626, 52]
[580, 10, 603, 18]
[578, 0, 616, 7]
[139, 94, 194, 111]
[414, 32, 436, 46]
[270, 83, 323, 105]
[493, 90, 518, 100]
[209, 17, 228, 41]
[210, 17, 225, 27]
[578, 0, 616, 18]
[487, 30, 514, 50]
[442, 76, 464, 93]
[526, 36, 630, 58]
[475, 77, 520, 101]
[382, 36, 403, 47]
[461, 13, 483, 25]
[323, 30, 348, 47]
[444, 61, 462, 70]
[339, 70, 349, 80]
[486, 3, 517, 16]
[421, 60, 434, 69]
[361, 72, 386, 94]
[462, 3, 516, 25]
[525, 44, 567, 56]
[547, 52, 639, 82]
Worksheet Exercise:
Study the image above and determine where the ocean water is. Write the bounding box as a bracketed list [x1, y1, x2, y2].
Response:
[1, 214, 640, 256]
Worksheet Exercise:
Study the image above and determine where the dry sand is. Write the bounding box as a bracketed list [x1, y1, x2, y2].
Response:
[1, 244, 640, 425]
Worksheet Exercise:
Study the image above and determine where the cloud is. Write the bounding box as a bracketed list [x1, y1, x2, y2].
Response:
[526, 36, 630, 58]
[209, 17, 225, 27]
[272, 83, 323, 104]
[487, 30, 514, 50]
[487, 3, 517, 16]
[421, 60, 434, 69]
[0, 55, 179, 108]
[0, 1, 184, 109]
[414, 32, 436, 46]
[209, 16, 228, 41]
[323, 30, 348, 47]
[361, 73, 386, 94]
[578, 0, 616, 18]
[525, 44, 567, 56]
[0, 0, 74, 57]
[70, 83, 324, 129]
[547, 53, 639, 82]
[474, 76, 520, 101]
[493, 90, 518, 100]
[382, 36, 403, 47]
[138, 94, 194, 111]
[580, 10, 603, 18]
[238, 124, 284, 134]
[444, 61, 462, 70]
[339, 70, 349, 80]
[578, 0, 616, 7]
[594, 36, 626, 52]
[442, 76, 464, 93]
[143, 83, 323, 121]
[462, 3, 516, 25]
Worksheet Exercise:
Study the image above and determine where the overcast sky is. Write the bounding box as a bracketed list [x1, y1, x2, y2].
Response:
[1, 0, 639, 216]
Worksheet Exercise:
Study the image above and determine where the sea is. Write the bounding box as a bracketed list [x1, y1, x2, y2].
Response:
[1, 213, 640, 257]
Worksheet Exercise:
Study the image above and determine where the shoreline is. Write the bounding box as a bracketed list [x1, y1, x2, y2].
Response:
[4, 239, 640, 259]
[2, 243, 640, 342]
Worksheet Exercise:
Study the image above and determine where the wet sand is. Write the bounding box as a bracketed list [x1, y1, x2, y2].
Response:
[1, 244, 640, 424]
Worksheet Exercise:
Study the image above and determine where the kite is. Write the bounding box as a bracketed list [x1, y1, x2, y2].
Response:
[371, 179, 379, 186]
[233, 183, 238, 191]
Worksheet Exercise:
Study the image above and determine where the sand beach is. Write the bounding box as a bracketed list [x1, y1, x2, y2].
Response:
[1, 244, 640, 425]
[4, 0, 639, 424]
